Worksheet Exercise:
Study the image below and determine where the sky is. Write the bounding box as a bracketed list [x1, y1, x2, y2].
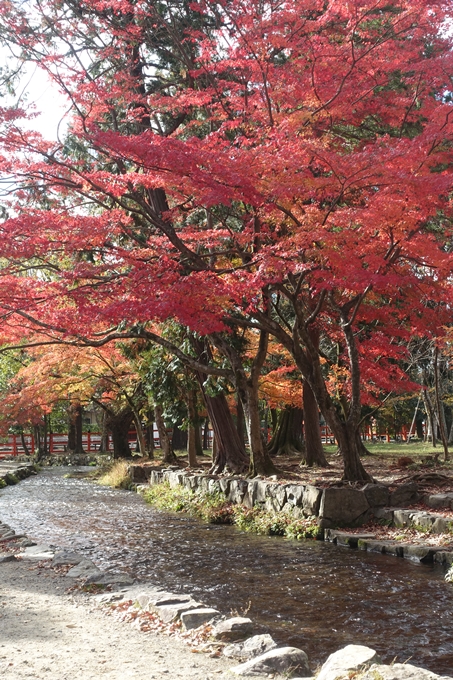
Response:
[16, 65, 69, 140]
[1, 46, 69, 141]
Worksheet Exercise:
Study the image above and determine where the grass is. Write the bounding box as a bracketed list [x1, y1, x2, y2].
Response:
[142, 481, 320, 539]
[97, 460, 132, 489]
[324, 440, 448, 458]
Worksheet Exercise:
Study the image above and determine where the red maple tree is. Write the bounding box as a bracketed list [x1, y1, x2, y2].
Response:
[0, 0, 452, 479]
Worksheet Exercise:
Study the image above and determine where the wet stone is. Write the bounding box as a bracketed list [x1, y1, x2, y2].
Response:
[402, 545, 440, 563]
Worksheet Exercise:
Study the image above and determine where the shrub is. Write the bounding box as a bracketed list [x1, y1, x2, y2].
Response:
[143, 482, 319, 540]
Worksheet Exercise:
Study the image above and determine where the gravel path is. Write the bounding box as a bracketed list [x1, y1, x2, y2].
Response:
[0, 555, 234, 680]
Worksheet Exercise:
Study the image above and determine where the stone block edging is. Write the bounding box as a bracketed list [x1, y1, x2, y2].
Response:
[134, 466, 453, 568]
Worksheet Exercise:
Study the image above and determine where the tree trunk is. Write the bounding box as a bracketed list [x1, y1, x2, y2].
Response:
[236, 396, 246, 449]
[187, 390, 199, 467]
[434, 346, 449, 461]
[191, 338, 249, 473]
[172, 424, 188, 451]
[210, 331, 277, 477]
[202, 419, 209, 450]
[332, 419, 372, 482]
[242, 381, 278, 476]
[155, 404, 178, 465]
[145, 420, 155, 459]
[99, 411, 109, 453]
[20, 431, 31, 456]
[203, 392, 249, 474]
[268, 407, 304, 457]
[105, 409, 134, 459]
[67, 418, 76, 452]
[302, 381, 329, 466]
[67, 404, 85, 454]
[422, 386, 436, 446]
[33, 425, 44, 462]
[42, 416, 49, 456]
[133, 415, 147, 457]
[194, 423, 203, 458]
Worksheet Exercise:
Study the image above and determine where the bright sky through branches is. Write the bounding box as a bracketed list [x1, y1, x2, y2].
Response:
[1, 46, 68, 140]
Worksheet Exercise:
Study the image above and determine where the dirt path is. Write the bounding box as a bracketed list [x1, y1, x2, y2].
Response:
[0, 555, 234, 680]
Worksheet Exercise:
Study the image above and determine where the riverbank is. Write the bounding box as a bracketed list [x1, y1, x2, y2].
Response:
[2, 467, 453, 676]
[0, 547, 234, 680]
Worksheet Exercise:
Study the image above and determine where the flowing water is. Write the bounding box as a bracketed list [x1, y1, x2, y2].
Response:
[1, 467, 453, 674]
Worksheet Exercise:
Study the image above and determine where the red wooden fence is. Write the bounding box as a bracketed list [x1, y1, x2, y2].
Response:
[0, 423, 418, 458]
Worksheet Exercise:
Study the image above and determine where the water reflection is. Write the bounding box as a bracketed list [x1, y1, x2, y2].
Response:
[1, 467, 452, 673]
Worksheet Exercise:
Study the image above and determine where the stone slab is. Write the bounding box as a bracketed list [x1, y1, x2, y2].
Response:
[180, 607, 220, 630]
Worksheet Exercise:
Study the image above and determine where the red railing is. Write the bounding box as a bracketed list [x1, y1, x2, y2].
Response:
[0, 429, 165, 458]
[0, 432, 112, 458]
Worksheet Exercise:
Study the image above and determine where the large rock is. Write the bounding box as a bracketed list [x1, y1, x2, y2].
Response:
[319, 489, 370, 527]
[302, 485, 322, 516]
[154, 599, 204, 623]
[84, 571, 135, 586]
[212, 617, 254, 641]
[180, 607, 220, 630]
[362, 483, 390, 508]
[228, 479, 249, 505]
[389, 482, 419, 506]
[286, 485, 305, 507]
[127, 465, 151, 484]
[21, 544, 56, 560]
[134, 590, 192, 611]
[425, 493, 453, 510]
[231, 646, 311, 677]
[51, 550, 85, 566]
[223, 634, 278, 661]
[66, 559, 102, 579]
[317, 645, 381, 680]
[361, 664, 453, 680]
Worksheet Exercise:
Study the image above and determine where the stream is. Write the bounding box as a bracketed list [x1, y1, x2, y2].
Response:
[1, 467, 453, 674]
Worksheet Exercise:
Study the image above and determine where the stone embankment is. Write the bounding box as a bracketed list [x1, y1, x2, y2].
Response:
[130, 466, 453, 567]
[1, 515, 451, 680]
[0, 460, 37, 487]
